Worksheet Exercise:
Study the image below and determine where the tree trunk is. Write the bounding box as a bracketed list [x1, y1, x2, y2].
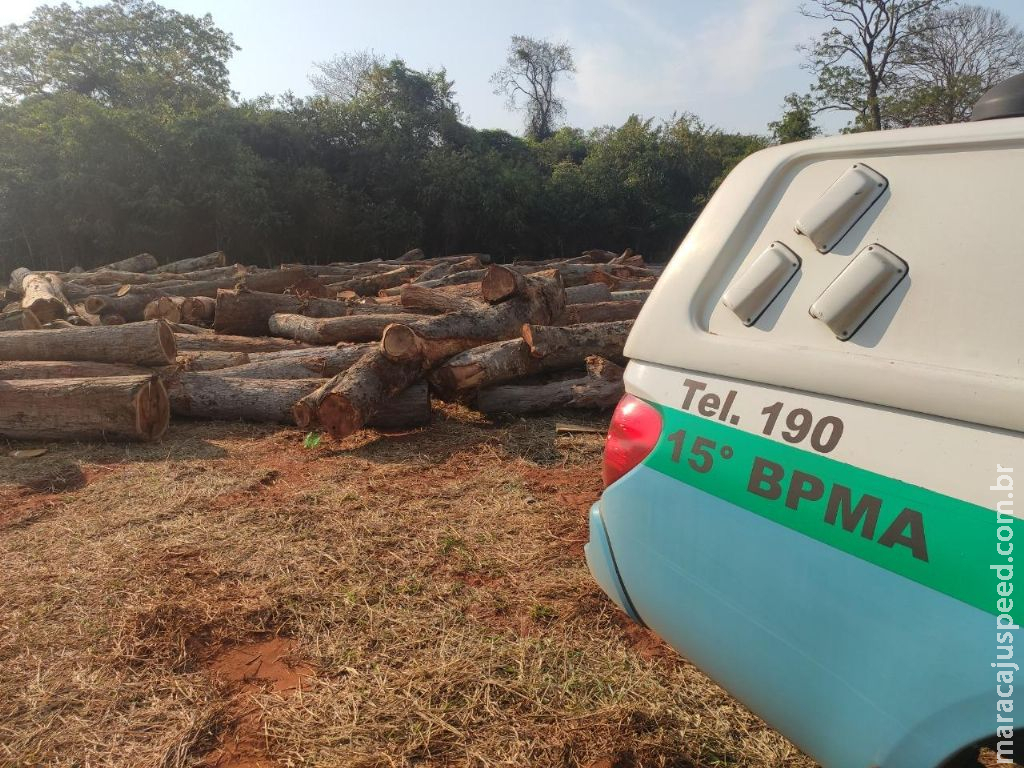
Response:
[84, 292, 161, 322]
[269, 313, 418, 344]
[144, 296, 186, 323]
[522, 320, 633, 360]
[0, 307, 41, 331]
[558, 300, 642, 324]
[0, 320, 176, 366]
[239, 266, 315, 294]
[21, 274, 69, 323]
[480, 265, 528, 303]
[173, 333, 309, 354]
[324, 266, 419, 296]
[213, 289, 366, 336]
[412, 255, 483, 283]
[175, 350, 251, 371]
[381, 270, 565, 366]
[430, 319, 632, 398]
[428, 339, 536, 398]
[182, 296, 216, 325]
[379, 268, 487, 295]
[0, 360, 151, 379]
[565, 283, 612, 304]
[92, 253, 159, 273]
[165, 374, 429, 428]
[475, 357, 624, 415]
[154, 251, 226, 274]
[0, 374, 169, 441]
[219, 344, 370, 380]
[399, 284, 483, 314]
[610, 289, 651, 302]
[292, 349, 424, 438]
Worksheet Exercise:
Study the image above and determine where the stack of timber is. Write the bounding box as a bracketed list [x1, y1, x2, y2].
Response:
[1, 247, 660, 443]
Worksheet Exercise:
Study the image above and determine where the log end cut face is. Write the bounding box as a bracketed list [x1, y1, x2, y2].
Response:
[135, 376, 171, 441]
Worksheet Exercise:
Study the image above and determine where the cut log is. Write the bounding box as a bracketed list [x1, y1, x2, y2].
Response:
[0, 320, 176, 366]
[610, 289, 651, 302]
[395, 248, 425, 262]
[0, 374, 169, 441]
[475, 357, 624, 415]
[238, 267, 315, 294]
[522, 320, 634, 360]
[101, 314, 127, 326]
[0, 307, 41, 331]
[428, 339, 536, 398]
[0, 360, 150, 380]
[175, 351, 251, 371]
[182, 296, 216, 325]
[84, 292, 161, 322]
[325, 266, 419, 296]
[9, 267, 31, 292]
[480, 265, 528, 304]
[559, 300, 643, 325]
[219, 344, 370, 380]
[430, 319, 632, 398]
[92, 253, 159, 273]
[399, 284, 483, 314]
[413, 255, 482, 283]
[292, 349, 424, 438]
[68, 270, 179, 287]
[173, 333, 309, 354]
[21, 273, 69, 323]
[213, 289, 353, 336]
[144, 296, 186, 323]
[269, 313, 417, 344]
[166, 374, 429, 428]
[565, 283, 612, 304]
[380, 270, 565, 366]
[155, 251, 226, 274]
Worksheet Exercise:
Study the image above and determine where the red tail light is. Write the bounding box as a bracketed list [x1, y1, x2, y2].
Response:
[602, 395, 663, 487]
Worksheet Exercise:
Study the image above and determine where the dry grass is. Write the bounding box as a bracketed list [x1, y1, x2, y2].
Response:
[0, 404, 817, 768]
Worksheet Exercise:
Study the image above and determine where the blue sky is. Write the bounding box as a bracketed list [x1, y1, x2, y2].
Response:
[2, 0, 1024, 135]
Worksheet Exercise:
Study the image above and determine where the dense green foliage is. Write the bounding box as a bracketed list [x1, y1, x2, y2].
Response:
[0, 2, 767, 276]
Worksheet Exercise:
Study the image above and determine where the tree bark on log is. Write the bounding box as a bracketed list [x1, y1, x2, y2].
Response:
[565, 283, 612, 304]
[84, 292, 161, 322]
[174, 350, 251, 371]
[182, 296, 216, 325]
[213, 289, 358, 336]
[269, 313, 418, 344]
[475, 357, 624, 415]
[412, 255, 482, 283]
[165, 374, 429, 428]
[144, 296, 186, 322]
[0, 320, 176, 366]
[173, 333, 309, 354]
[0, 307, 41, 331]
[154, 251, 226, 274]
[399, 284, 483, 314]
[430, 319, 632, 398]
[21, 274, 69, 323]
[480, 265, 528, 303]
[522, 320, 633, 360]
[92, 253, 159, 273]
[219, 344, 370, 380]
[558, 300, 643, 325]
[381, 270, 565, 366]
[292, 349, 425, 438]
[0, 360, 151, 379]
[325, 266, 419, 296]
[0, 374, 169, 441]
[610, 289, 651, 302]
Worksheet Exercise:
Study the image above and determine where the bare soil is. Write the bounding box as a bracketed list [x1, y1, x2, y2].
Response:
[0, 403, 857, 766]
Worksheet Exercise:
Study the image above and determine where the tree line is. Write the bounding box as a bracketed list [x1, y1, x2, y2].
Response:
[0, 0, 1020, 277]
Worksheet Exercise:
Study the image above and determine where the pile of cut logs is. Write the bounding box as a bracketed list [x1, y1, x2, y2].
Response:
[0, 248, 658, 443]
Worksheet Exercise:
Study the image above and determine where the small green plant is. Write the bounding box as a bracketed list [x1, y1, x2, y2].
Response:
[303, 431, 322, 449]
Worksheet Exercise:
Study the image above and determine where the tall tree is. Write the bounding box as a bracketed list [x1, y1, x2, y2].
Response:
[768, 93, 821, 143]
[491, 36, 575, 140]
[0, 0, 237, 108]
[799, 0, 947, 131]
[887, 5, 1024, 126]
[309, 50, 386, 102]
